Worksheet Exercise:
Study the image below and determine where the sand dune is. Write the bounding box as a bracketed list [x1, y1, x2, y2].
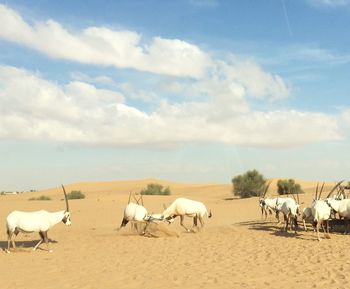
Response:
[1, 179, 350, 289]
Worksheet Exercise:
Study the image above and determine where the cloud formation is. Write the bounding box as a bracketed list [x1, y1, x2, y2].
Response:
[0, 65, 341, 147]
[0, 4, 342, 148]
[0, 4, 211, 78]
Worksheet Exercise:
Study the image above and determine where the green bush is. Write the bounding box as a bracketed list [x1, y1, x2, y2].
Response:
[140, 183, 171, 195]
[277, 179, 304, 195]
[232, 169, 267, 198]
[29, 195, 51, 201]
[67, 190, 86, 199]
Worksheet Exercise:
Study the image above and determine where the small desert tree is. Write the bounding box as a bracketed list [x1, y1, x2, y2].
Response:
[232, 169, 266, 198]
[277, 179, 304, 195]
[140, 183, 171, 195]
[67, 190, 86, 199]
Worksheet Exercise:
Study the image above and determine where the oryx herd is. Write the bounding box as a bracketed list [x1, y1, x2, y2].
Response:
[4, 186, 212, 253]
[259, 180, 350, 241]
[6, 179, 349, 254]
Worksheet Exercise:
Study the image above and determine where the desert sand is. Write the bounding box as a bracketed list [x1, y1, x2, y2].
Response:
[1, 179, 350, 289]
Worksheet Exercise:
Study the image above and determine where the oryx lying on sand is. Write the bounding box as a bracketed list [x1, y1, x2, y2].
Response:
[5, 185, 71, 253]
[162, 197, 212, 232]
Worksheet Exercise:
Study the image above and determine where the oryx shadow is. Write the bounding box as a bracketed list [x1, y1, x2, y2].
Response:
[0, 238, 58, 252]
[236, 220, 311, 240]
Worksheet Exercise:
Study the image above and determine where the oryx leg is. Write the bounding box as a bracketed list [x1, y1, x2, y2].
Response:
[7, 231, 15, 253]
[288, 215, 292, 231]
[324, 220, 330, 239]
[198, 215, 205, 229]
[7, 228, 20, 253]
[261, 207, 267, 220]
[276, 211, 281, 224]
[303, 219, 307, 231]
[344, 219, 349, 235]
[293, 217, 298, 234]
[42, 231, 52, 252]
[180, 215, 191, 232]
[190, 215, 202, 232]
[33, 231, 45, 251]
[316, 221, 321, 241]
[283, 214, 288, 231]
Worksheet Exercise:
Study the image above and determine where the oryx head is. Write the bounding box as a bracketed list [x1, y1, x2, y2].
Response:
[259, 181, 271, 205]
[61, 185, 72, 226]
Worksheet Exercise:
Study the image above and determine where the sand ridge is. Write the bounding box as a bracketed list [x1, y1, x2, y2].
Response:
[1, 179, 350, 289]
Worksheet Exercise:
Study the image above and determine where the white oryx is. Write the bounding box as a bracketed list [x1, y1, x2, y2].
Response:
[258, 182, 293, 223]
[258, 182, 274, 220]
[311, 181, 343, 241]
[119, 193, 149, 234]
[162, 197, 212, 232]
[280, 194, 300, 233]
[325, 183, 350, 234]
[301, 207, 313, 231]
[5, 185, 71, 253]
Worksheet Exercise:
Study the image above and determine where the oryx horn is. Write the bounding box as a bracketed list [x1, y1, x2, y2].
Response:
[140, 194, 144, 206]
[315, 182, 319, 200]
[318, 182, 325, 200]
[326, 180, 344, 199]
[296, 187, 300, 204]
[61, 185, 69, 212]
[133, 194, 140, 205]
[263, 181, 271, 198]
[128, 191, 132, 204]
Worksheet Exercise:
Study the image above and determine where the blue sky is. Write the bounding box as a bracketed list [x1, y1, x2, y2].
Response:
[1, 0, 350, 191]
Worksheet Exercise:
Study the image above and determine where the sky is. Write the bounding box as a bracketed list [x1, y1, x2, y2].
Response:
[1, 0, 350, 191]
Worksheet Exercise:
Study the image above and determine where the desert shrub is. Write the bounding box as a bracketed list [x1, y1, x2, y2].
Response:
[277, 179, 304, 195]
[67, 190, 86, 199]
[140, 183, 171, 195]
[29, 195, 51, 201]
[232, 169, 266, 198]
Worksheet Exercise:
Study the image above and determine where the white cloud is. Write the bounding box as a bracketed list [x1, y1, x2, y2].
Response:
[0, 4, 211, 78]
[218, 59, 290, 100]
[0, 5, 339, 148]
[0, 65, 342, 147]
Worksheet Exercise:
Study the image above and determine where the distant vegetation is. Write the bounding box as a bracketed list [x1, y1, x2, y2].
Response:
[28, 195, 51, 201]
[140, 183, 171, 195]
[232, 169, 267, 198]
[277, 179, 304, 195]
[67, 190, 86, 199]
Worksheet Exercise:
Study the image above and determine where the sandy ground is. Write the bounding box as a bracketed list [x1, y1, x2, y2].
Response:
[1, 179, 350, 289]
